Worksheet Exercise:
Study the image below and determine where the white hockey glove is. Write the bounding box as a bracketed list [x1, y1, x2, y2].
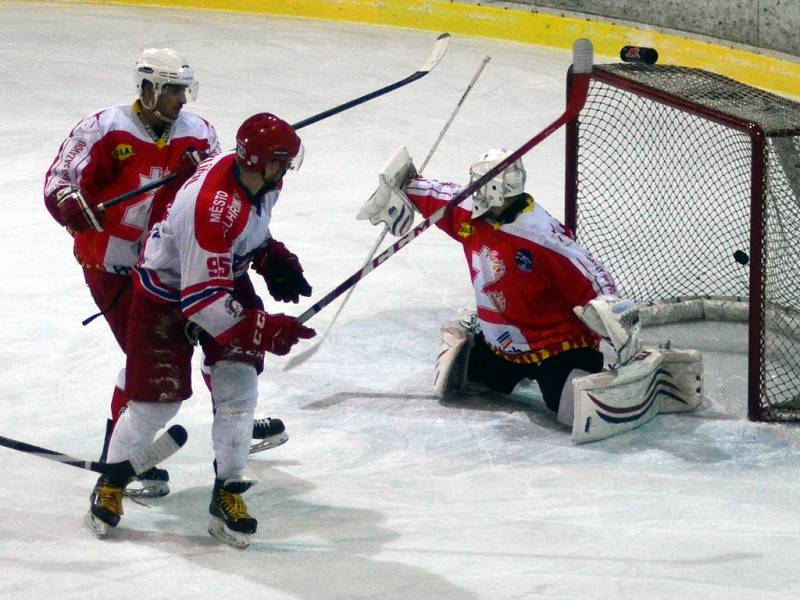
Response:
[574, 295, 642, 366]
[356, 146, 418, 236]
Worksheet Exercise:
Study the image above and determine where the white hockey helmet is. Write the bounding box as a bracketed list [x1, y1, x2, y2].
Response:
[468, 148, 527, 218]
[134, 48, 198, 109]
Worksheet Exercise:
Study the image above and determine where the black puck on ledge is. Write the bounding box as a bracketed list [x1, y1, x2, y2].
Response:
[620, 46, 659, 65]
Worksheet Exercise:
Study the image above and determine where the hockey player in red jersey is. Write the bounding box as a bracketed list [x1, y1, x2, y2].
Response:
[86, 113, 315, 548]
[44, 48, 286, 498]
[358, 147, 641, 426]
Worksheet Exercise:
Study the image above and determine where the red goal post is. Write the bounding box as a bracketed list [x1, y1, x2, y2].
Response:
[564, 63, 800, 421]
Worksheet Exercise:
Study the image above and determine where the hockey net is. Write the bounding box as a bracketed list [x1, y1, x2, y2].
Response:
[564, 63, 800, 421]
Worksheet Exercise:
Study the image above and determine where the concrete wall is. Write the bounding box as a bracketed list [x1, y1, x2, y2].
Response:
[85, 0, 800, 98]
[511, 0, 800, 57]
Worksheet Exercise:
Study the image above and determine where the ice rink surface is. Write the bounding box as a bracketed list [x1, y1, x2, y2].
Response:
[1, 2, 799, 598]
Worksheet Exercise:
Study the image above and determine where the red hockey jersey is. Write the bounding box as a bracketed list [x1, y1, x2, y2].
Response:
[44, 101, 220, 274]
[405, 177, 618, 364]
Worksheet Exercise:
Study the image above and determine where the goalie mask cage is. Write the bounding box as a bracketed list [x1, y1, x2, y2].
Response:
[564, 63, 800, 422]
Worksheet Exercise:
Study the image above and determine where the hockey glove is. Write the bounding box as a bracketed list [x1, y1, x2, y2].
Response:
[47, 186, 104, 233]
[574, 295, 642, 366]
[356, 146, 418, 236]
[173, 147, 208, 186]
[234, 309, 316, 356]
[252, 239, 312, 304]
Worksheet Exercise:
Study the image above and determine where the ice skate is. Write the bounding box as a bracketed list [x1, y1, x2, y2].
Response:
[249, 417, 288, 454]
[124, 466, 170, 498]
[86, 476, 124, 538]
[208, 478, 257, 548]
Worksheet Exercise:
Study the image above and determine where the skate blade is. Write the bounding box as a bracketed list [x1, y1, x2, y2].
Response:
[124, 480, 170, 498]
[208, 516, 253, 549]
[249, 432, 289, 455]
[84, 511, 113, 538]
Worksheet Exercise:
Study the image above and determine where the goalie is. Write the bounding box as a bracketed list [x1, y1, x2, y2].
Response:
[357, 147, 702, 442]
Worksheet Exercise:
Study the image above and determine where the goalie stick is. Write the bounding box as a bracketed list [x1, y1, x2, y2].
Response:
[97, 33, 451, 212]
[284, 55, 492, 371]
[0, 424, 187, 481]
[294, 39, 594, 325]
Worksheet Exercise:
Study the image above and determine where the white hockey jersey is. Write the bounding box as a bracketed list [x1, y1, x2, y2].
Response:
[133, 152, 279, 343]
[44, 101, 220, 273]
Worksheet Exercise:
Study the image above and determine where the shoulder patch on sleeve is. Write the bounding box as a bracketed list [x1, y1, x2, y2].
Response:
[194, 185, 248, 253]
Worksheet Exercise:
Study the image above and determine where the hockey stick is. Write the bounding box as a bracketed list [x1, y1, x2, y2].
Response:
[295, 39, 593, 325]
[284, 55, 492, 370]
[0, 424, 188, 481]
[97, 33, 451, 212]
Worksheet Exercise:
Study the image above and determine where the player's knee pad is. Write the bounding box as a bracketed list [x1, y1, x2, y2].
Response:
[211, 361, 258, 480]
[106, 400, 180, 462]
[210, 361, 258, 416]
[126, 400, 181, 436]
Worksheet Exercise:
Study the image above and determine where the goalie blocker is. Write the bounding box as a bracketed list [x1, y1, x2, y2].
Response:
[570, 346, 702, 444]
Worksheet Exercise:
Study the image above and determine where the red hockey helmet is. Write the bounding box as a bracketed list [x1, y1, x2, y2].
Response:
[235, 113, 302, 172]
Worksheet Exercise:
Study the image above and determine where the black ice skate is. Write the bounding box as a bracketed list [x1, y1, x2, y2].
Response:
[85, 476, 124, 537]
[208, 478, 257, 548]
[250, 417, 288, 454]
[124, 466, 170, 498]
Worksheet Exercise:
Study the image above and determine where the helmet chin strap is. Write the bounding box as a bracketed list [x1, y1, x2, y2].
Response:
[259, 163, 289, 191]
[139, 91, 175, 124]
[257, 174, 279, 195]
[153, 109, 176, 124]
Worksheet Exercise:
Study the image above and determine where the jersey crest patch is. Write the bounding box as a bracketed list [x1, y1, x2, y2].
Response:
[515, 248, 533, 272]
[225, 296, 244, 318]
[112, 143, 135, 160]
[457, 222, 474, 238]
[488, 290, 506, 312]
[497, 331, 514, 351]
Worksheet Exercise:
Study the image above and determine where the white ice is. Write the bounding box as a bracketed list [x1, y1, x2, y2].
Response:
[1, 3, 799, 599]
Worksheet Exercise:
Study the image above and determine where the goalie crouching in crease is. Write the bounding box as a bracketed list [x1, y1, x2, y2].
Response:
[357, 147, 702, 443]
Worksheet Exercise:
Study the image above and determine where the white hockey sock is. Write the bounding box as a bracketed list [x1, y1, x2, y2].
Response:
[106, 400, 180, 464]
[211, 361, 258, 480]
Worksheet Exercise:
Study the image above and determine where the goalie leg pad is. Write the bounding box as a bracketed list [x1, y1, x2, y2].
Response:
[571, 347, 704, 443]
[433, 313, 480, 398]
[656, 347, 703, 413]
[556, 370, 590, 427]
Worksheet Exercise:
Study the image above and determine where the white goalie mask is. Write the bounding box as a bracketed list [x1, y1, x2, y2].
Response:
[468, 148, 527, 218]
[134, 48, 198, 111]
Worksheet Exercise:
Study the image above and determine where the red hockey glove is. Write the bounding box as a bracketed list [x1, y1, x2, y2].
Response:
[234, 309, 316, 356]
[252, 239, 312, 304]
[172, 147, 208, 186]
[46, 186, 104, 233]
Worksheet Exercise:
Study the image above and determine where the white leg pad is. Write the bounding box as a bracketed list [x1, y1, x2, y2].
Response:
[556, 370, 589, 427]
[211, 361, 258, 480]
[657, 347, 703, 413]
[571, 347, 703, 444]
[106, 400, 180, 463]
[433, 321, 473, 398]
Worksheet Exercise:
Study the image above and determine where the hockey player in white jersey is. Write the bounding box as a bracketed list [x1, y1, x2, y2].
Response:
[44, 48, 287, 497]
[86, 113, 315, 547]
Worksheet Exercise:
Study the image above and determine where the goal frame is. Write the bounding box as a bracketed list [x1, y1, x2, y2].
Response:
[564, 64, 777, 421]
